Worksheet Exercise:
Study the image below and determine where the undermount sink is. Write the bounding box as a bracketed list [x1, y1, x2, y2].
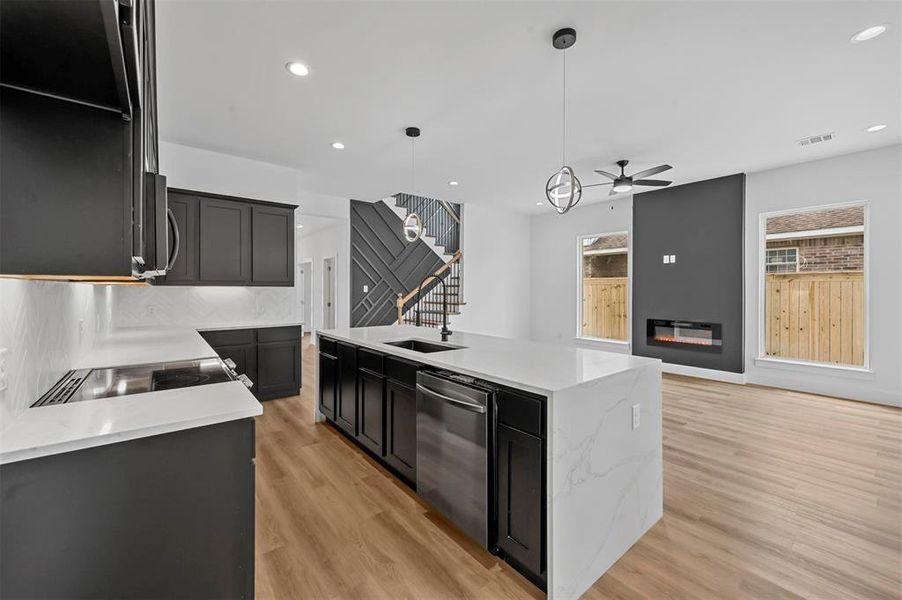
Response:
[383, 339, 465, 353]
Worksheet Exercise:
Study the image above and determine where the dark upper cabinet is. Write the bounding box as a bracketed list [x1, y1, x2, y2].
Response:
[0, 0, 166, 280]
[199, 198, 252, 284]
[158, 189, 296, 287]
[335, 343, 358, 437]
[384, 378, 417, 483]
[252, 205, 295, 286]
[162, 191, 198, 283]
[496, 423, 544, 579]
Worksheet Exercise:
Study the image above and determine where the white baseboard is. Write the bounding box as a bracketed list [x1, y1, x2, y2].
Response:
[661, 362, 747, 384]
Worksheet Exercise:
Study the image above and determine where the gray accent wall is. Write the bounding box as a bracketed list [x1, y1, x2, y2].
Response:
[631, 174, 745, 373]
[350, 200, 444, 327]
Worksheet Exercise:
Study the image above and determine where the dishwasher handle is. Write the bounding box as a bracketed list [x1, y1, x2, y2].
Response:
[416, 383, 487, 414]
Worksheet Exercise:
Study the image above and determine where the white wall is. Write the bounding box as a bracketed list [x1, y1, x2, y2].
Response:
[0, 280, 112, 426]
[453, 203, 532, 339]
[297, 221, 351, 332]
[744, 145, 902, 406]
[529, 196, 633, 352]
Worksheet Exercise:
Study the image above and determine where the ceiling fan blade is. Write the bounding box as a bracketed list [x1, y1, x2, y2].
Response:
[593, 169, 618, 179]
[630, 164, 672, 180]
[582, 182, 613, 188]
[633, 179, 672, 187]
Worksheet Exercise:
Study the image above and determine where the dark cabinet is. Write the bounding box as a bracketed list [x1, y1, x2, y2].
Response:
[384, 378, 418, 483]
[0, 419, 255, 600]
[357, 369, 385, 455]
[496, 423, 544, 578]
[335, 342, 358, 436]
[163, 191, 198, 283]
[201, 326, 301, 401]
[198, 197, 252, 284]
[318, 351, 338, 420]
[252, 205, 294, 285]
[159, 189, 296, 287]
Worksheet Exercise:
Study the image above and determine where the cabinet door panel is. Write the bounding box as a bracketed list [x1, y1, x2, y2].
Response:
[198, 198, 251, 284]
[210, 342, 257, 399]
[497, 423, 544, 578]
[318, 352, 337, 420]
[162, 192, 197, 283]
[335, 343, 357, 436]
[256, 340, 300, 400]
[384, 380, 417, 483]
[357, 370, 385, 455]
[251, 205, 294, 285]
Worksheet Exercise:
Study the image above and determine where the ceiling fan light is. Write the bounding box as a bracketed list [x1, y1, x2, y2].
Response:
[612, 181, 633, 193]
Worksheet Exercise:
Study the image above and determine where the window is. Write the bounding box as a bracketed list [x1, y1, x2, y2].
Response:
[579, 231, 629, 341]
[765, 247, 799, 273]
[760, 204, 867, 367]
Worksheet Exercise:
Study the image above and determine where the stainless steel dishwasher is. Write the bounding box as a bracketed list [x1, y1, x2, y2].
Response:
[416, 370, 496, 549]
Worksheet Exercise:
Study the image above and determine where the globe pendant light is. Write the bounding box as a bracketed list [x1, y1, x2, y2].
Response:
[545, 28, 581, 215]
[403, 126, 424, 242]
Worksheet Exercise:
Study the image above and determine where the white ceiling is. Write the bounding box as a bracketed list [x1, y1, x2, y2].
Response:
[156, 1, 901, 214]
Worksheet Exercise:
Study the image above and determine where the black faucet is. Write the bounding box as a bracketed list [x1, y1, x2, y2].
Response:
[414, 273, 452, 342]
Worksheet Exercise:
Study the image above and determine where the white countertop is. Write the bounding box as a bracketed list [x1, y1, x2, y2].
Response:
[1, 327, 264, 465]
[316, 325, 659, 394]
[195, 320, 304, 333]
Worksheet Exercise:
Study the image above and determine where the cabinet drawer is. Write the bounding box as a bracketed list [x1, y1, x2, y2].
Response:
[358, 348, 384, 374]
[257, 325, 300, 343]
[497, 389, 545, 438]
[319, 336, 338, 356]
[385, 356, 420, 387]
[199, 328, 255, 347]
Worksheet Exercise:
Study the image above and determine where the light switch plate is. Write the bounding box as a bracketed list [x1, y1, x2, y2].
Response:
[670, 254, 677, 263]
[632, 403, 641, 430]
[663, 255, 670, 264]
[363, 284, 369, 293]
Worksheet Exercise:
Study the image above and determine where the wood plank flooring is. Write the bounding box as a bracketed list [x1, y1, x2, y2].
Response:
[255, 335, 901, 599]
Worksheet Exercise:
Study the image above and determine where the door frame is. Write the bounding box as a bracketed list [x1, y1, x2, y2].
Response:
[296, 257, 313, 330]
[322, 255, 337, 330]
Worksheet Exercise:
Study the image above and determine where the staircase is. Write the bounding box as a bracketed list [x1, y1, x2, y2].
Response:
[385, 194, 460, 262]
[395, 251, 464, 327]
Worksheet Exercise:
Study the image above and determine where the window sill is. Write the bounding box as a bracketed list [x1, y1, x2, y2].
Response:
[754, 357, 874, 378]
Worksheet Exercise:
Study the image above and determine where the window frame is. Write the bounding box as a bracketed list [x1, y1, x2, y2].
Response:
[764, 246, 800, 273]
[757, 201, 870, 371]
[575, 230, 631, 345]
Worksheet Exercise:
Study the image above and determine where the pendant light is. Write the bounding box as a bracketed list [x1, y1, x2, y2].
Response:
[545, 28, 581, 215]
[403, 127, 424, 242]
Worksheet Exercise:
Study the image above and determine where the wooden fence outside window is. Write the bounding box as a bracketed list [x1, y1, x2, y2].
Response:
[764, 271, 865, 366]
[581, 277, 629, 341]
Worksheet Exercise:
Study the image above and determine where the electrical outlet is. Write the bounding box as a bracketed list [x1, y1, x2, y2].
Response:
[78, 319, 85, 344]
[0, 348, 8, 393]
[632, 403, 641, 430]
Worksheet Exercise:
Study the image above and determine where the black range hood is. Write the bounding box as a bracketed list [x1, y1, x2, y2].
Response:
[0, 0, 139, 118]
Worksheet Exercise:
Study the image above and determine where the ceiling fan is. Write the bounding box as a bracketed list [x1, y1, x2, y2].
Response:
[584, 160, 673, 195]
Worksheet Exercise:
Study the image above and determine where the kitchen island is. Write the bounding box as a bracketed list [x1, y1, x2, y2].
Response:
[315, 325, 663, 600]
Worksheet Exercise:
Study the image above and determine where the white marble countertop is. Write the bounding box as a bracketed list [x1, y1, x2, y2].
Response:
[194, 320, 304, 333]
[316, 325, 659, 394]
[1, 327, 263, 465]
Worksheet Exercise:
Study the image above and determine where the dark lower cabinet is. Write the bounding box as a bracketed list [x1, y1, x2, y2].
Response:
[357, 369, 385, 455]
[496, 423, 544, 580]
[0, 419, 255, 600]
[318, 350, 338, 420]
[335, 342, 358, 436]
[201, 326, 301, 401]
[384, 378, 418, 483]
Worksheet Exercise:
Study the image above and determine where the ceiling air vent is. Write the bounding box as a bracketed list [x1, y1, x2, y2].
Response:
[798, 132, 834, 147]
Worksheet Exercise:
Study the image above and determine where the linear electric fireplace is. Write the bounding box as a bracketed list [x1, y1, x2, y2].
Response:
[647, 319, 722, 351]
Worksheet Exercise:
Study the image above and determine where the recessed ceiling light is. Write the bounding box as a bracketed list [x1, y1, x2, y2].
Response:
[285, 61, 309, 77]
[866, 124, 887, 132]
[448, 180, 459, 186]
[536, 201, 544, 206]
[296, 224, 304, 229]
[331, 142, 345, 150]
[850, 24, 887, 43]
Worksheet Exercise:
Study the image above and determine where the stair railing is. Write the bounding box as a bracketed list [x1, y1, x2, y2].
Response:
[396, 250, 462, 325]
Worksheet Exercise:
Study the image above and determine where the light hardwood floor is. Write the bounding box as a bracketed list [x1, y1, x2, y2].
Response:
[255, 335, 901, 599]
